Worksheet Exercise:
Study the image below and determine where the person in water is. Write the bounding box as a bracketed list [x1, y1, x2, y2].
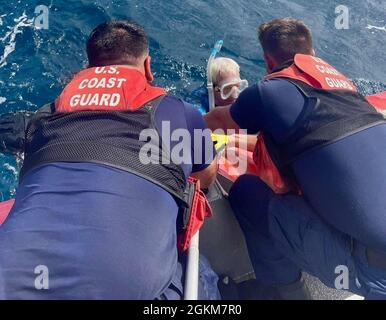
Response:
[192, 57, 258, 154]
[192, 57, 248, 113]
[205, 17, 386, 300]
[0, 20, 218, 299]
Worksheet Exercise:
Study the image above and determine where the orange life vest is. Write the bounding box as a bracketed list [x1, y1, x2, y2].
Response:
[56, 66, 165, 112]
[265, 54, 357, 92]
[367, 92, 386, 111]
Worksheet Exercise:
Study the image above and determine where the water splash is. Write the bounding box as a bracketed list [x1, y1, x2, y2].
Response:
[0, 154, 19, 201]
[0, 13, 34, 68]
[353, 78, 386, 96]
[0, 14, 6, 27]
[0, 97, 6, 104]
[366, 24, 386, 32]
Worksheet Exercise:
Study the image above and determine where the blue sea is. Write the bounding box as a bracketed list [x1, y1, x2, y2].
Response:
[0, 0, 385, 200]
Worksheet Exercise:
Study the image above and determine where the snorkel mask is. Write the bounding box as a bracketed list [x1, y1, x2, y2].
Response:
[215, 79, 249, 100]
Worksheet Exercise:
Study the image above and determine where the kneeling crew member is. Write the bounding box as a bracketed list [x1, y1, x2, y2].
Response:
[0, 21, 217, 300]
[205, 18, 386, 300]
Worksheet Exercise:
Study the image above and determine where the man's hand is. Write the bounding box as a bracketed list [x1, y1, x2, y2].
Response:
[190, 159, 218, 189]
[228, 134, 258, 152]
[0, 113, 30, 155]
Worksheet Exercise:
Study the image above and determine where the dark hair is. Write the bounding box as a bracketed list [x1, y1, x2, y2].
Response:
[258, 18, 313, 64]
[86, 20, 149, 67]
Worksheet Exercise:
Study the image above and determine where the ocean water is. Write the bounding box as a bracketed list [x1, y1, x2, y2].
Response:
[0, 0, 385, 200]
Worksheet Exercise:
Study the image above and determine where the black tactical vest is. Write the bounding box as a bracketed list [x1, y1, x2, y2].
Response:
[263, 79, 386, 178]
[20, 96, 189, 207]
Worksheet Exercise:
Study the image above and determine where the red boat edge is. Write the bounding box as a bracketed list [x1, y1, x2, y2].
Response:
[0, 199, 15, 226]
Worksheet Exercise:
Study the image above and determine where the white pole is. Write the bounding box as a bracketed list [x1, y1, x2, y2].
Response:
[184, 40, 224, 300]
[184, 232, 200, 300]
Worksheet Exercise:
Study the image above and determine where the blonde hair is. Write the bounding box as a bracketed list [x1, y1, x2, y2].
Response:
[210, 57, 240, 85]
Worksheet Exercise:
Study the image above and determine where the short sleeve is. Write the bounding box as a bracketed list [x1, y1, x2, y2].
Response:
[183, 102, 216, 173]
[230, 85, 263, 134]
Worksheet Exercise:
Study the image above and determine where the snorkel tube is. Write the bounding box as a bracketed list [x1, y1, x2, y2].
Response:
[207, 40, 224, 111]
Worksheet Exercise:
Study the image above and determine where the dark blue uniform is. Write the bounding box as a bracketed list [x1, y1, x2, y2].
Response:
[229, 79, 386, 299]
[0, 97, 217, 299]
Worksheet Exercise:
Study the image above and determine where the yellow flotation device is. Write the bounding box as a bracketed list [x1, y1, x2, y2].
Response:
[211, 134, 229, 152]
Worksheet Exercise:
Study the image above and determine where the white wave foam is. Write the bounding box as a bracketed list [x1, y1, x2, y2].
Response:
[3, 163, 18, 176]
[0, 13, 34, 68]
[0, 14, 6, 26]
[366, 24, 386, 32]
[0, 97, 6, 104]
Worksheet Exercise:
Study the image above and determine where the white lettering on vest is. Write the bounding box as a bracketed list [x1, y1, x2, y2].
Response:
[95, 67, 105, 74]
[79, 79, 89, 89]
[325, 77, 354, 90]
[87, 78, 99, 88]
[89, 93, 100, 106]
[80, 94, 92, 106]
[78, 77, 127, 90]
[315, 64, 341, 76]
[95, 78, 106, 89]
[108, 67, 118, 74]
[116, 78, 127, 88]
[70, 94, 81, 108]
[68, 93, 122, 108]
[107, 78, 116, 89]
[100, 94, 110, 106]
[94, 66, 119, 75]
[110, 93, 121, 107]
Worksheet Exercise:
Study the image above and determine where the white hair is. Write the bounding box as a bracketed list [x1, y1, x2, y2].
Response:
[210, 57, 240, 85]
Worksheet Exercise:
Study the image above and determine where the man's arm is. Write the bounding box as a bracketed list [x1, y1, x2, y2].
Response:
[228, 134, 258, 152]
[204, 106, 239, 132]
[0, 103, 54, 155]
[183, 102, 218, 189]
[205, 85, 263, 134]
[191, 159, 218, 189]
[0, 112, 31, 155]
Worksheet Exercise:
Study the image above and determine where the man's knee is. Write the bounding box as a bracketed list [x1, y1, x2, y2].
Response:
[228, 175, 275, 236]
[229, 175, 274, 214]
[268, 195, 321, 239]
[268, 196, 313, 247]
[267, 195, 351, 281]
